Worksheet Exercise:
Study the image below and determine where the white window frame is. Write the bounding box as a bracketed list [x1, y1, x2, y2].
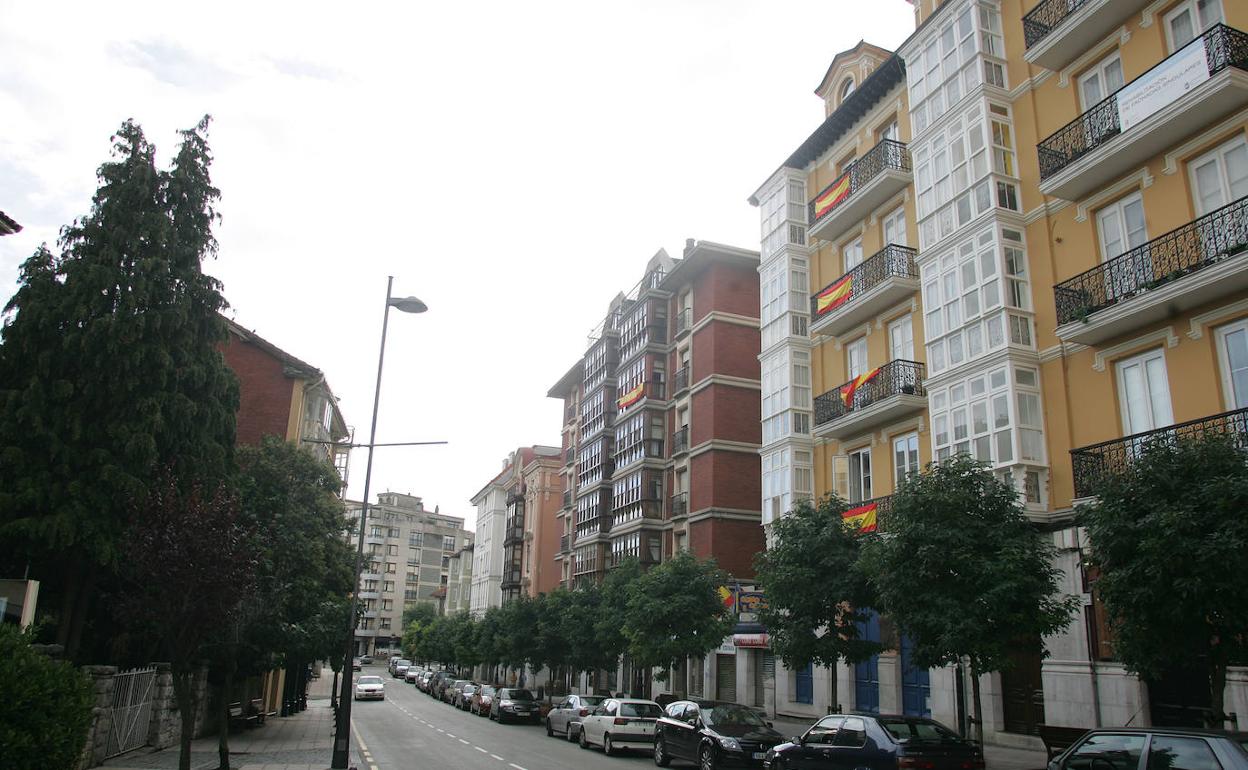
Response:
[1188, 135, 1248, 217]
[1215, 319, 1248, 411]
[842, 236, 865, 273]
[893, 433, 920, 486]
[1115, 349, 1175, 435]
[1163, 0, 1224, 53]
[847, 447, 872, 504]
[1094, 191, 1148, 260]
[889, 316, 915, 361]
[846, 337, 868, 380]
[1077, 51, 1124, 111]
[883, 206, 908, 247]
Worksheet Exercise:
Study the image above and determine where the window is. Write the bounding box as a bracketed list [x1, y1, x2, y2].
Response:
[848, 447, 872, 503]
[889, 316, 914, 361]
[846, 337, 868, 379]
[842, 237, 865, 272]
[1189, 135, 1248, 216]
[883, 207, 908, 247]
[1164, 0, 1224, 52]
[894, 433, 920, 485]
[834, 717, 868, 748]
[1095, 193, 1148, 260]
[878, 119, 899, 143]
[386, 544, 398, 556]
[1116, 350, 1174, 435]
[1146, 736, 1222, 770]
[1064, 734, 1147, 770]
[1217, 320, 1248, 410]
[1078, 52, 1124, 111]
[839, 77, 855, 103]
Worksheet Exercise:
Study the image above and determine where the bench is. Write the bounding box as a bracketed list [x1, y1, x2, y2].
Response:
[227, 699, 266, 730]
[1038, 724, 1090, 759]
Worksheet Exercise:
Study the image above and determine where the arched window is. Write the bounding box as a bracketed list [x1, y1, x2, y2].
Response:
[839, 78, 856, 103]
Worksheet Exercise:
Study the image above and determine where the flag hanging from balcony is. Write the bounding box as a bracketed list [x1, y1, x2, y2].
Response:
[842, 502, 878, 534]
[839, 367, 880, 406]
[815, 274, 853, 315]
[812, 173, 852, 220]
[617, 383, 645, 409]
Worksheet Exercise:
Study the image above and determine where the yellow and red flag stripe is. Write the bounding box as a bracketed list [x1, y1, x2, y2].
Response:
[839, 367, 880, 406]
[812, 173, 852, 221]
[842, 502, 878, 534]
[616, 383, 645, 409]
[815, 274, 853, 315]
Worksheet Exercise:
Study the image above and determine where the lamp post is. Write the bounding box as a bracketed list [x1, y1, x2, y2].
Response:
[331, 276, 427, 769]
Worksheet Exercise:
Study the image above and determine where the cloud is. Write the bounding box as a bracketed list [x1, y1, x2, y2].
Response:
[268, 56, 343, 82]
[111, 39, 238, 90]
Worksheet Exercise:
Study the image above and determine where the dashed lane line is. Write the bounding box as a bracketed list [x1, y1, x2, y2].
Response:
[490, 754, 505, 761]
[474, 746, 489, 753]
[509, 764, 528, 770]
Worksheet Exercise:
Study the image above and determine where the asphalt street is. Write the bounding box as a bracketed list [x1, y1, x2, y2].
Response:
[351, 666, 663, 770]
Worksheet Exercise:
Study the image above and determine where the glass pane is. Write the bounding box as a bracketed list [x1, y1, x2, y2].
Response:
[1147, 735, 1222, 770]
[1226, 143, 1248, 201]
[1223, 327, 1248, 409]
[1193, 159, 1225, 215]
[1169, 9, 1195, 49]
[1066, 734, 1147, 770]
[1144, 355, 1174, 428]
[1120, 361, 1151, 433]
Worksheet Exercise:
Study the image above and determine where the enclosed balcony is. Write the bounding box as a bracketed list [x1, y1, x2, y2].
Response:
[1038, 25, 1248, 201]
[1054, 195, 1248, 345]
[1022, 0, 1155, 71]
[810, 244, 919, 338]
[808, 139, 911, 243]
[813, 359, 926, 440]
[1070, 407, 1248, 499]
[502, 519, 525, 546]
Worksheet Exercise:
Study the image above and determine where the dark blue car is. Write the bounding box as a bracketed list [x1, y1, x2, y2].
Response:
[764, 714, 982, 770]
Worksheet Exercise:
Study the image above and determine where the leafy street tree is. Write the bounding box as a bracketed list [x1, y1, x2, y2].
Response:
[403, 601, 439, 630]
[595, 557, 642, 680]
[402, 602, 440, 662]
[0, 624, 93, 770]
[1080, 433, 1248, 727]
[115, 472, 259, 770]
[754, 496, 882, 712]
[563, 584, 614, 679]
[862, 456, 1077, 742]
[622, 551, 735, 684]
[0, 117, 238, 659]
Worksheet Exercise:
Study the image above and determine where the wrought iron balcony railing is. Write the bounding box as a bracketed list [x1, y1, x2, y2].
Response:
[562, 489, 573, 508]
[560, 534, 570, 553]
[814, 359, 926, 427]
[1022, 0, 1092, 49]
[1070, 407, 1248, 498]
[808, 139, 911, 226]
[810, 244, 919, 319]
[1055, 195, 1248, 325]
[1038, 25, 1248, 181]
[564, 446, 575, 466]
[671, 425, 690, 455]
[673, 366, 690, 395]
[671, 492, 688, 517]
[675, 308, 693, 336]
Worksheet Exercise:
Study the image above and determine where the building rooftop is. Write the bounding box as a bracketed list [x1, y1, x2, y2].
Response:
[0, 211, 21, 236]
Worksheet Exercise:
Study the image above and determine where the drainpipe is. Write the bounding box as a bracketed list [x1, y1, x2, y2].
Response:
[1075, 528, 1103, 727]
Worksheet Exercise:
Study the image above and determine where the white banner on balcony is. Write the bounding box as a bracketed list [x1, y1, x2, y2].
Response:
[1118, 41, 1210, 132]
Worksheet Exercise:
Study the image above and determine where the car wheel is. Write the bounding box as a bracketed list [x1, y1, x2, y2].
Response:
[579, 728, 590, 749]
[566, 724, 578, 742]
[654, 736, 671, 767]
[603, 733, 615, 756]
[546, 718, 554, 737]
[699, 743, 716, 770]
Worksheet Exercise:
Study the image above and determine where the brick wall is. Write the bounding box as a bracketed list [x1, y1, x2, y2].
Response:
[689, 449, 761, 513]
[687, 516, 764, 580]
[221, 336, 294, 446]
[691, 321, 760, 383]
[694, 262, 760, 320]
[690, 384, 762, 446]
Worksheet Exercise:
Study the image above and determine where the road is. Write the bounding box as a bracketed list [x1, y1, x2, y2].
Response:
[350, 666, 663, 770]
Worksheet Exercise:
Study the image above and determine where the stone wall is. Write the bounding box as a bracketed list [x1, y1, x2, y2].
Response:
[79, 665, 118, 769]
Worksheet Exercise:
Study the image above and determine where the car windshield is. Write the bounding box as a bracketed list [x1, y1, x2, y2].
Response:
[463, 685, 478, 694]
[506, 689, 535, 700]
[704, 704, 768, 727]
[581, 696, 604, 707]
[479, 686, 495, 696]
[395, 659, 409, 665]
[880, 719, 964, 743]
[358, 676, 383, 685]
[621, 702, 663, 718]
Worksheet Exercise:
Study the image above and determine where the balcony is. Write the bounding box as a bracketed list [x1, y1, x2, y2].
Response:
[609, 550, 659, 568]
[1038, 25, 1248, 201]
[808, 139, 911, 243]
[671, 492, 689, 518]
[844, 494, 892, 531]
[671, 426, 690, 456]
[813, 359, 927, 440]
[560, 534, 570, 554]
[1054, 195, 1248, 345]
[503, 520, 525, 545]
[674, 308, 693, 338]
[1070, 407, 1248, 499]
[564, 446, 575, 466]
[673, 366, 690, 396]
[562, 489, 573, 509]
[810, 244, 919, 338]
[1022, 0, 1155, 71]
[500, 569, 522, 591]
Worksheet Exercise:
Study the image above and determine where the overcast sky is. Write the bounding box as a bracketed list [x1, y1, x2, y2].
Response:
[0, 1, 915, 530]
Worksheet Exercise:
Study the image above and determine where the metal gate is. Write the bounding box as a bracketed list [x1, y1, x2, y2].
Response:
[716, 654, 737, 703]
[106, 666, 156, 758]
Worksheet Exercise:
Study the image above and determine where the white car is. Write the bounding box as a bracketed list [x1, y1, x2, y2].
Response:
[354, 675, 385, 701]
[577, 697, 663, 756]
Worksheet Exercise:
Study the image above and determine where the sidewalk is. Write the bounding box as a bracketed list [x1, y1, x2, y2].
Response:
[103, 672, 358, 770]
[767, 714, 1048, 770]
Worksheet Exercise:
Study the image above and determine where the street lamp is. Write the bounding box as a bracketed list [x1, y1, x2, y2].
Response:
[332, 277, 426, 770]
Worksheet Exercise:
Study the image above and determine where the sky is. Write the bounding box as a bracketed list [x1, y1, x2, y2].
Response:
[0, 0, 915, 530]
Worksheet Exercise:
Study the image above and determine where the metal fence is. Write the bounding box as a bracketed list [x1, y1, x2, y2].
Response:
[105, 666, 156, 758]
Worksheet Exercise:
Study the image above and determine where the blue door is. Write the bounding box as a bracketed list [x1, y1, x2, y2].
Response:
[854, 611, 880, 714]
[900, 635, 931, 716]
[795, 662, 814, 704]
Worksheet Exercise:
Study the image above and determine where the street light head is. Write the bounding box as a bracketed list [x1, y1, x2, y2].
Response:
[388, 296, 428, 314]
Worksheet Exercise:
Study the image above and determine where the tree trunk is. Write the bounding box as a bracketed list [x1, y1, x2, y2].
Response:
[55, 560, 81, 649]
[173, 668, 196, 770]
[970, 663, 984, 746]
[217, 659, 235, 770]
[829, 662, 839, 714]
[1209, 662, 1227, 729]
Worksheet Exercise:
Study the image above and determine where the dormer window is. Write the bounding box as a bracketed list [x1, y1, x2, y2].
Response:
[839, 78, 856, 104]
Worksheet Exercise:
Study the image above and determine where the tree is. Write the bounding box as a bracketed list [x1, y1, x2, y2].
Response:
[754, 495, 882, 712]
[402, 603, 440, 663]
[115, 472, 258, 770]
[595, 557, 641, 678]
[403, 602, 439, 631]
[862, 456, 1077, 742]
[0, 117, 238, 658]
[622, 551, 735, 684]
[563, 584, 613, 679]
[0, 624, 93, 770]
[1080, 432, 1248, 727]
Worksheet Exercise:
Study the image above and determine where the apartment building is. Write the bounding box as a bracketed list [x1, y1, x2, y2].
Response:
[752, 0, 1248, 742]
[346, 493, 473, 655]
[549, 240, 765, 700]
[444, 543, 474, 615]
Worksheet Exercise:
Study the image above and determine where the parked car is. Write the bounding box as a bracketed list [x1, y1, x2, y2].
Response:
[388, 658, 411, 677]
[417, 671, 435, 692]
[455, 683, 479, 710]
[546, 694, 606, 740]
[491, 687, 542, 724]
[351, 658, 361, 672]
[1047, 727, 1248, 770]
[654, 700, 785, 768]
[359, 654, 373, 665]
[578, 697, 662, 755]
[443, 679, 472, 704]
[353, 675, 385, 701]
[404, 668, 421, 684]
[471, 685, 497, 717]
[430, 672, 455, 699]
[764, 714, 983, 770]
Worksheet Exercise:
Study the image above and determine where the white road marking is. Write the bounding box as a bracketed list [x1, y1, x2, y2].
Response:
[474, 746, 489, 753]
[491, 754, 505, 761]
[509, 764, 528, 770]
[459, 738, 470, 744]
[446, 732, 456, 738]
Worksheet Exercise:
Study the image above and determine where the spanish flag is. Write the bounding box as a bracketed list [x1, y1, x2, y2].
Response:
[717, 586, 735, 608]
[815, 274, 853, 315]
[617, 383, 645, 409]
[842, 502, 878, 534]
[839, 367, 880, 407]
[812, 173, 852, 221]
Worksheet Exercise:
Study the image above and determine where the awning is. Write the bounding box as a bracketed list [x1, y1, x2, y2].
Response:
[732, 633, 770, 648]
